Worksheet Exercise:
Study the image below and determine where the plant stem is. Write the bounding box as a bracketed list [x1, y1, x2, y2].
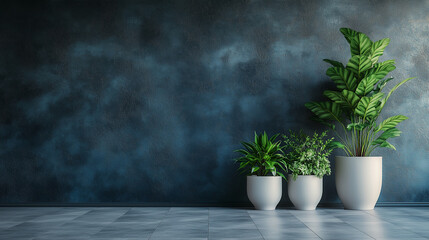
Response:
[334, 128, 352, 156]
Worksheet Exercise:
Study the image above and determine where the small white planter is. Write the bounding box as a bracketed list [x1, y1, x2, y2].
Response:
[247, 176, 282, 210]
[287, 174, 323, 210]
[335, 156, 382, 210]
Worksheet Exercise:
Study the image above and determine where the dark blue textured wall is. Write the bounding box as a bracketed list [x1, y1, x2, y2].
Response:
[0, 0, 428, 204]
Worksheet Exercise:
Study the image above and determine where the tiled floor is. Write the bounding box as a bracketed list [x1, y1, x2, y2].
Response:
[0, 207, 428, 240]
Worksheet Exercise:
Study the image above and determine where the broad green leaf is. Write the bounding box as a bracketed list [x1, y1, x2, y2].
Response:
[341, 90, 361, 108]
[261, 132, 267, 148]
[350, 33, 372, 56]
[340, 28, 359, 44]
[364, 60, 396, 80]
[242, 142, 257, 153]
[323, 90, 360, 109]
[346, 55, 373, 77]
[264, 161, 275, 170]
[326, 67, 358, 91]
[269, 133, 279, 142]
[323, 59, 344, 68]
[234, 149, 249, 155]
[254, 145, 262, 153]
[323, 90, 343, 104]
[380, 141, 396, 150]
[275, 161, 287, 172]
[305, 101, 342, 122]
[254, 132, 259, 146]
[374, 77, 394, 93]
[311, 116, 336, 130]
[379, 77, 415, 110]
[376, 115, 408, 132]
[327, 141, 345, 149]
[355, 75, 379, 96]
[346, 122, 370, 131]
[355, 92, 384, 119]
[251, 166, 260, 174]
[371, 128, 401, 145]
[370, 38, 390, 64]
[238, 161, 250, 169]
[377, 59, 396, 65]
[266, 143, 274, 154]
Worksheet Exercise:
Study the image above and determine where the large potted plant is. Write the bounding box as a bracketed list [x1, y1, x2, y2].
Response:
[305, 28, 414, 210]
[234, 132, 287, 210]
[283, 130, 333, 210]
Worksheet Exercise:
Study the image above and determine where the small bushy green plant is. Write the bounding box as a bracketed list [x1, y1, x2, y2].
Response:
[283, 130, 333, 180]
[234, 132, 287, 180]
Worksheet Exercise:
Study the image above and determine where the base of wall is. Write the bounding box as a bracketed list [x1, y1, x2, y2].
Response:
[0, 202, 428, 207]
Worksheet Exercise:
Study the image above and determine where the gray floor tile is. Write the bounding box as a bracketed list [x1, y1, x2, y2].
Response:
[290, 212, 342, 223]
[151, 238, 207, 240]
[163, 215, 208, 222]
[251, 214, 305, 228]
[0, 229, 49, 239]
[28, 213, 82, 223]
[115, 215, 164, 223]
[209, 220, 257, 230]
[209, 215, 253, 222]
[304, 222, 374, 240]
[0, 221, 22, 230]
[157, 221, 208, 230]
[0, 207, 428, 240]
[351, 221, 425, 239]
[209, 229, 262, 238]
[72, 210, 126, 223]
[209, 238, 263, 240]
[259, 227, 320, 239]
[150, 228, 208, 238]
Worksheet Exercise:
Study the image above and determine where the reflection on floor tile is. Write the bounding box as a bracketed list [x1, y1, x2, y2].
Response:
[0, 207, 428, 239]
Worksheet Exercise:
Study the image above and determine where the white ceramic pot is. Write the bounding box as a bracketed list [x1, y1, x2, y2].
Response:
[247, 176, 282, 210]
[287, 174, 323, 210]
[335, 156, 382, 210]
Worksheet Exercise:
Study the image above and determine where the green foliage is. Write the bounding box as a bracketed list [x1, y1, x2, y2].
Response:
[283, 130, 334, 180]
[305, 28, 414, 156]
[234, 132, 287, 180]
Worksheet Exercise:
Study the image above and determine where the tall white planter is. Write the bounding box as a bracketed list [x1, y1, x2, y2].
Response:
[287, 174, 323, 210]
[247, 176, 282, 210]
[335, 156, 382, 210]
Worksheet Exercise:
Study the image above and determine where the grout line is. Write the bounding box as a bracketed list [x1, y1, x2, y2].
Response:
[296, 208, 386, 240]
[288, 210, 323, 240]
[319, 208, 376, 240]
[247, 209, 266, 240]
[362, 209, 429, 239]
[86, 207, 130, 238]
[207, 207, 209, 239]
[147, 206, 172, 240]
[339, 219, 376, 239]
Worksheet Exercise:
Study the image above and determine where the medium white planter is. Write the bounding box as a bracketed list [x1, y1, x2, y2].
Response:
[247, 176, 282, 210]
[335, 156, 382, 210]
[287, 174, 323, 210]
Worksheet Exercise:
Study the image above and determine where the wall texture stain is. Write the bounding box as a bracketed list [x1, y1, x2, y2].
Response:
[0, 0, 428, 204]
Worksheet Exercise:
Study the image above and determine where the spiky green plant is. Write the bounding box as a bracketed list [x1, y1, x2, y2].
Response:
[234, 132, 287, 180]
[305, 28, 414, 156]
